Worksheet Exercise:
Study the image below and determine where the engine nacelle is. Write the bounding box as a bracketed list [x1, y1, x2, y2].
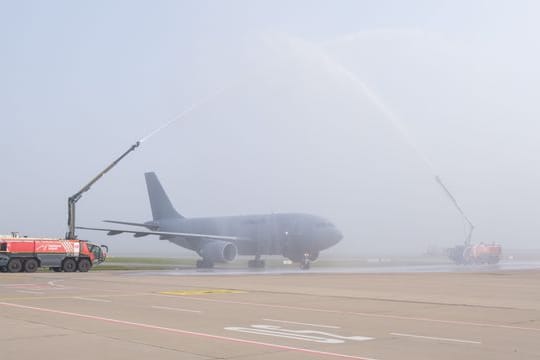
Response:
[198, 241, 237, 263]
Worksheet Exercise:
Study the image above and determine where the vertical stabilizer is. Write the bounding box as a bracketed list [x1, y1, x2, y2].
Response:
[144, 172, 183, 220]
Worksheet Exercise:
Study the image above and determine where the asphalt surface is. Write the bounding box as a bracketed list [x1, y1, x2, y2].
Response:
[1, 267, 539, 360]
[125, 260, 540, 276]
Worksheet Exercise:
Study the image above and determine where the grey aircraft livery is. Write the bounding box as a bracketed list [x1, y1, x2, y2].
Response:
[78, 172, 342, 269]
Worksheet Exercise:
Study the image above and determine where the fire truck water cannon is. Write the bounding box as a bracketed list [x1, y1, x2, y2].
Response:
[0, 141, 140, 273]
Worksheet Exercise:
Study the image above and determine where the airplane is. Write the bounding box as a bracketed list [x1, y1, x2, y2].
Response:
[78, 172, 343, 269]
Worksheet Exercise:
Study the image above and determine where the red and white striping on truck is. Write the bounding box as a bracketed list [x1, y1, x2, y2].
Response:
[0, 233, 107, 273]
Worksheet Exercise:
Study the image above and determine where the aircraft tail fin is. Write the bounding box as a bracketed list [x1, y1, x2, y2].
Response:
[144, 172, 184, 220]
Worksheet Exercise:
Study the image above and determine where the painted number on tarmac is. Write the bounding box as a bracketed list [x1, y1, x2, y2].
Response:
[225, 325, 373, 344]
[160, 289, 246, 296]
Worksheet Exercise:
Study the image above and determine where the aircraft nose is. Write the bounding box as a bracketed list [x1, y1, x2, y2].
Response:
[333, 228, 343, 244]
[318, 227, 343, 250]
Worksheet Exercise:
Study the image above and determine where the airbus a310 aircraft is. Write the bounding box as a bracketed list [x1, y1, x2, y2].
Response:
[78, 172, 342, 269]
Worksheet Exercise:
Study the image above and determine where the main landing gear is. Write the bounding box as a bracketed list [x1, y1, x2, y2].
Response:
[196, 259, 214, 269]
[248, 255, 265, 269]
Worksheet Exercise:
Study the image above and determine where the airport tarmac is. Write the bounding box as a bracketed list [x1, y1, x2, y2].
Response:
[0, 268, 539, 360]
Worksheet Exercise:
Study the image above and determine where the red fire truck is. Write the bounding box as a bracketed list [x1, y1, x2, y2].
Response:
[0, 233, 107, 273]
[447, 243, 502, 265]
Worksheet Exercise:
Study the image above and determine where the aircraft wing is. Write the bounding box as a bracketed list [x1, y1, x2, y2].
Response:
[76, 226, 245, 241]
[103, 220, 157, 229]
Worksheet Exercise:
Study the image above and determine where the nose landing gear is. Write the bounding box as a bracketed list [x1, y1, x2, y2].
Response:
[300, 253, 311, 270]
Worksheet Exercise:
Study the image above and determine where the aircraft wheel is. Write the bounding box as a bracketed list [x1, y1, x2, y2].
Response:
[196, 259, 214, 269]
[300, 258, 311, 270]
[23, 258, 39, 273]
[7, 258, 23, 273]
[77, 258, 92, 272]
[62, 258, 77, 272]
[0, 266, 7, 272]
[248, 259, 265, 268]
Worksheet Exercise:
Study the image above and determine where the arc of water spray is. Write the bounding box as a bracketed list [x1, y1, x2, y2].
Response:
[139, 86, 226, 144]
[315, 46, 435, 172]
[315, 42, 474, 243]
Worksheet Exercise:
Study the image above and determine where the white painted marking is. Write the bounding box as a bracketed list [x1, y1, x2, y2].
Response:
[225, 325, 373, 344]
[48, 280, 65, 288]
[73, 297, 112, 303]
[151, 305, 201, 313]
[0, 302, 379, 360]
[263, 318, 341, 329]
[160, 295, 540, 333]
[390, 332, 481, 345]
[16, 290, 44, 295]
[6, 284, 42, 289]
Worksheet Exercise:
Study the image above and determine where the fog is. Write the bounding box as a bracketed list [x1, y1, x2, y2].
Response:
[2, 1, 539, 256]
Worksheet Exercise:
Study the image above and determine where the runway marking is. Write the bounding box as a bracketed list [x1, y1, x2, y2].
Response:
[73, 297, 112, 303]
[47, 280, 66, 289]
[5, 284, 43, 289]
[151, 305, 202, 313]
[157, 295, 540, 333]
[0, 292, 150, 302]
[390, 332, 481, 345]
[16, 290, 44, 295]
[0, 301, 379, 360]
[3, 282, 67, 291]
[263, 318, 341, 329]
[160, 289, 245, 296]
[226, 325, 373, 344]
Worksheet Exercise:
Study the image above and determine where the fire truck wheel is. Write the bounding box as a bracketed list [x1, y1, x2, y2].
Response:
[62, 258, 77, 272]
[23, 258, 39, 273]
[77, 258, 91, 272]
[7, 258, 23, 273]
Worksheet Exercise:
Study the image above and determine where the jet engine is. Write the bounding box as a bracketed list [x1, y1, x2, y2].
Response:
[198, 241, 237, 263]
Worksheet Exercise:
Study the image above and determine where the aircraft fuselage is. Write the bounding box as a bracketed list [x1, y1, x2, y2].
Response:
[155, 213, 342, 262]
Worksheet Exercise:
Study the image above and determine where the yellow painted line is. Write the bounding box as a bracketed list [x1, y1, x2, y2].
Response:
[160, 289, 246, 296]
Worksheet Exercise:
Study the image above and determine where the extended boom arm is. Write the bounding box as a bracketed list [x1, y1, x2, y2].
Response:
[434, 176, 474, 245]
[66, 141, 140, 239]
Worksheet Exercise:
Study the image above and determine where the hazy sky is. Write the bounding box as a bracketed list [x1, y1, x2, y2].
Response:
[2, 1, 539, 256]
